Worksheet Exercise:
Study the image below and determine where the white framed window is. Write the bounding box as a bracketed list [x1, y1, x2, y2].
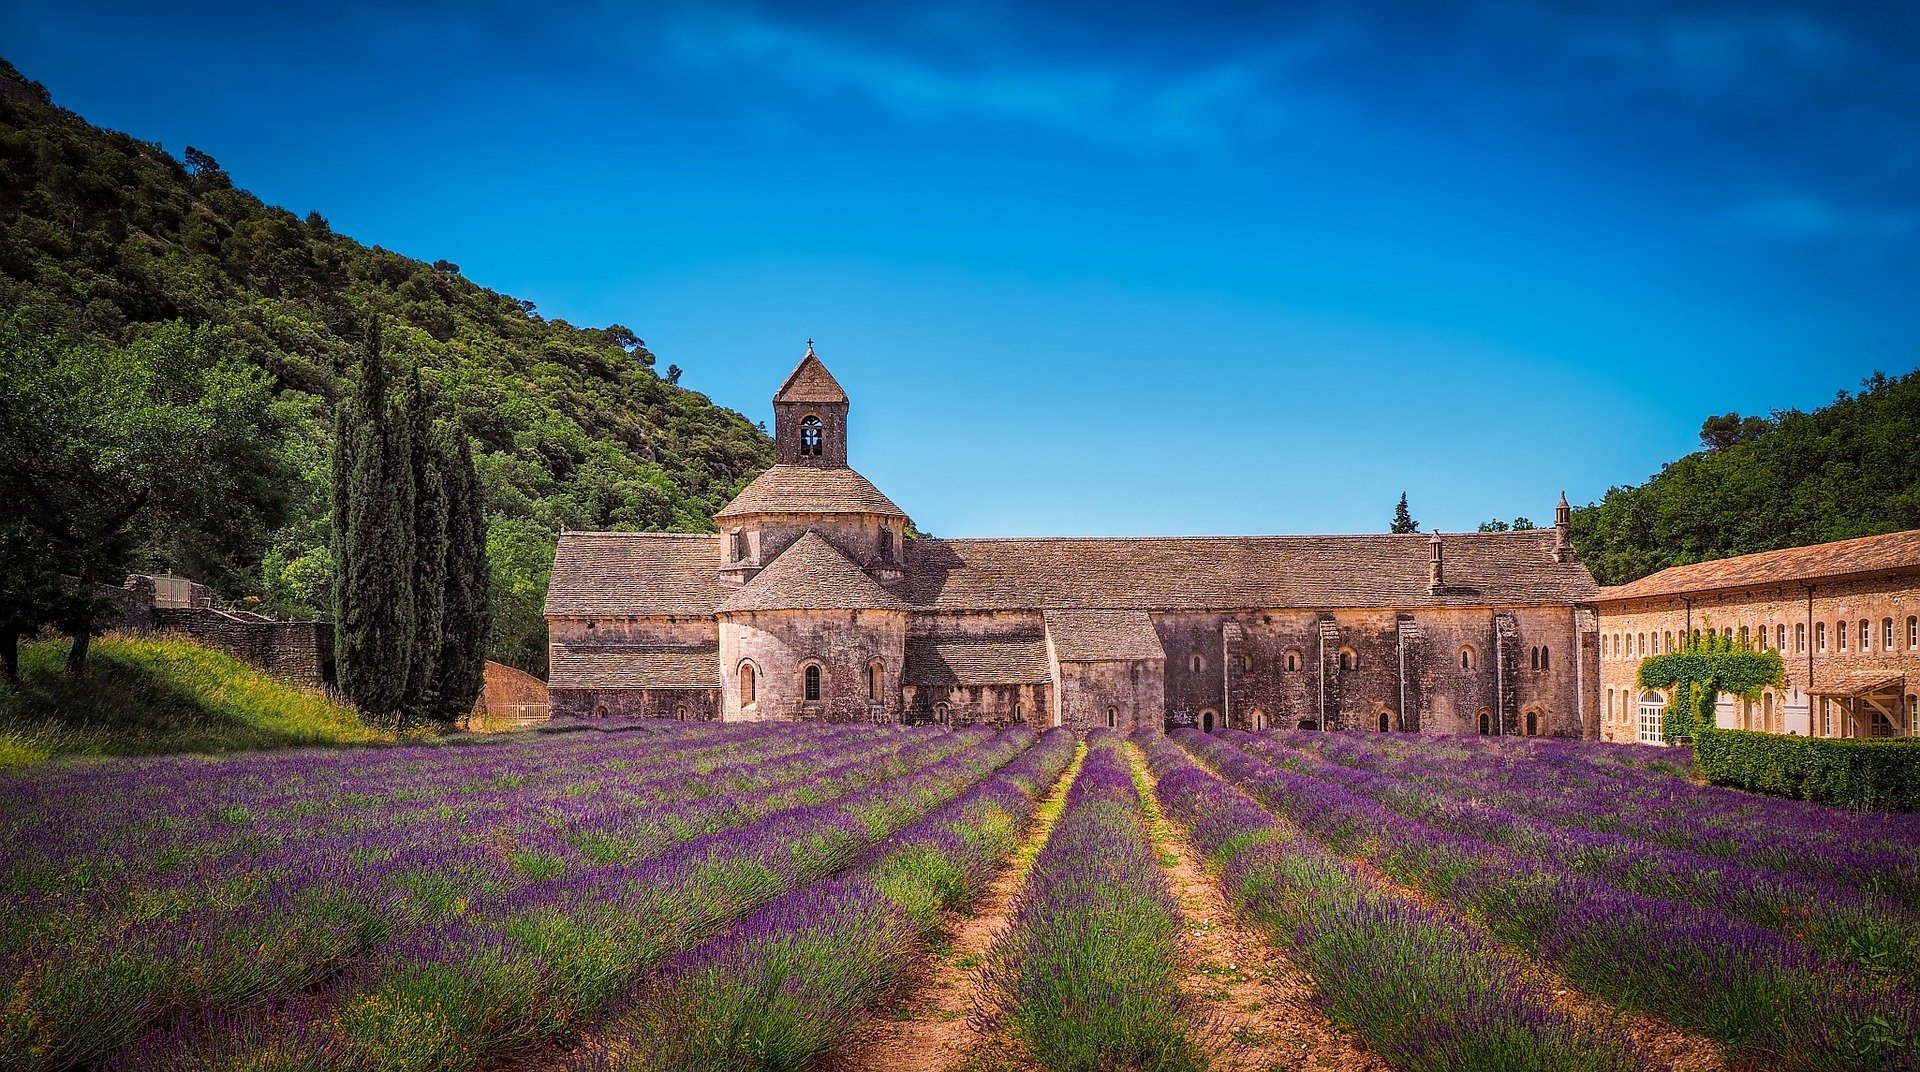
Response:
[1777, 624, 1786, 651]
[1638, 690, 1666, 745]
[1861, 620, 1871, 651]
[1817, 623, 1828, 652]
[1884, 618, 1895, 650]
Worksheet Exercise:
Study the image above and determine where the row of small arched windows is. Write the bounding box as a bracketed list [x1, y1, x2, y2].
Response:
[1608, 617, 1920, 659]
[739, 658, 887, 706]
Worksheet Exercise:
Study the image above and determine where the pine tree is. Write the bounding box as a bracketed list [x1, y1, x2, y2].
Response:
[1390, 492, 1420, 534]
[332, 319, 415, 724]
[401, 366, 446, 724]
[434, 423, 490, 721]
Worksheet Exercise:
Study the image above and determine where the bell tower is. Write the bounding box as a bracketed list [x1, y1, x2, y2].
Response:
[772, 340, 850, 468]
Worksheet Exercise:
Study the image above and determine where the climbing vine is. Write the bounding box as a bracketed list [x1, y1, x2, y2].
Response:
[1637, 628, 1784, 744]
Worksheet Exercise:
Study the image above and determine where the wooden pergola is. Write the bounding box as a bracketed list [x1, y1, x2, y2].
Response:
[1808, 671, 1909, 738]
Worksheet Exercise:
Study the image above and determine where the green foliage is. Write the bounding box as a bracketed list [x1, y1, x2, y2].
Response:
[1637, 629, 1784, 744]
[0, 60, 772, 672]
[1570, 370, 1920, 584]
[436, 424, 490, 717]
[0, 633, 388, 765]
[333, 321, 414, 721]
[1477, 517, 1537, 533]
[1390, 492, 1419, 534]
[1694, 729, 1920, 812]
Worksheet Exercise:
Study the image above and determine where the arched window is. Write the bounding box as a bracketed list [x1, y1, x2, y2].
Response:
[740, 661, 757, 706]
[879, 527, 894, 562]
[1837, 621, 1847, 651]
[803, 663, 822, 703]
[673, 703, 689, 721]
[1796, 623, 1806, 652]
[1763, 691, 1775, 733]
[1106, 706, 1118, 729]
[1250, 708, 1267, 731]
[1638, 690, 1666, 744]
[1817, 623, 1828, 651]
[1013, 702, 1023, 723]
[729, 528, 745, 562]
[1861, 620, 1872, 651]
[1477, 709, 1492, 735]
[1777, 624, 1786, 651]
[1883, 618, 1895, 650]
[1285, 650, 1301, 672]
[1378, 712, 1391, 732]
[1910, 616, 1918, 650]
[1236, 654, 1250, 672]
[799, 415, 823, 456]
[934, 701, 950, 723]
[1530, 646, 1539, 671]
[1664, 630, 1674, 653]
[1524, 709, 1539, 736]
[868, 660, 884, 702]
[1738, 626, 1749, 649]
[1200, 709, 1216, 732]
[1339, 648, 1357, 671]
[1540, 646, 1550, 671]
[1460, 646, 1475, 670]
[1190, 654, 1206, 673]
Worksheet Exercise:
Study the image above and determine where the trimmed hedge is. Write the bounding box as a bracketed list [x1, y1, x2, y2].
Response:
[1694, 727, 1920, 811]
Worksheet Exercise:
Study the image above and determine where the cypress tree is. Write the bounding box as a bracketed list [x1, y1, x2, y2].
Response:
[332, 319, 414, 725]
[1390, 492, 1420, 534]
[401, 365, 446, 724]
[434, 422, 490, 721]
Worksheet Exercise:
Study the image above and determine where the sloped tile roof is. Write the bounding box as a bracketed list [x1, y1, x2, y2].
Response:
[903, 531, 1596, 611]
[903, 635, 1051, 685]
[1806, 669, 1907, 698]
[1595, 529, 1920, 602]
[545, 532, 724, 617]
[717, 531, 910, 613]
[773, 353, 848, 404]
[549, 645, 718, 689]
[544, 529, 1597, 619]
[715, 465, 908, 519]
[1045, 609, 1166, 662]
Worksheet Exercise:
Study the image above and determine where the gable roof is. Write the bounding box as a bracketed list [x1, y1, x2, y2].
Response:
[549, 644, 719, 689]
[545, 532, 723, 617]
[1045, 609, 1166, 662]
[773, 352, 848, 404]
[902, 634, 1051, 686]
[717, 531, 910, 614]
[1594, 529, 1920, 603]
[715, 464, 908, 520]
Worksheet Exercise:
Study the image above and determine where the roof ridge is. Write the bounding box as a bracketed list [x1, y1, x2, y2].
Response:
[719, 530, 908, 613]
[922, 530, 1558, 545]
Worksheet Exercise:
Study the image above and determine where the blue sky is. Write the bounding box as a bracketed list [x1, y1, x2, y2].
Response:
[6, 1, 1917, 537]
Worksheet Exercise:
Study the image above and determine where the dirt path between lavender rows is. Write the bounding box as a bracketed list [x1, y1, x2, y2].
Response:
[1127, 743, 1393, 1072]
[819, 745, 1085, 1072]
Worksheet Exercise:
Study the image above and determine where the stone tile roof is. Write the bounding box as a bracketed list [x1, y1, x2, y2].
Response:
[545, 529, 1596, 619]
[715, 465, 908, 519]
[545, 532, 724, 617]
[1595, 529, 1920, 602]
[904, 531, 1596, 611]
[902, 635, 1051, 686]
[549, 645, 718, 689]
[717, 531, 911, 614]
[1045, 609, 1166, 662]
[773, 353, 848, 404]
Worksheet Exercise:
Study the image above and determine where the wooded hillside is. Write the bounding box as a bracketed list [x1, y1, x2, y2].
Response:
[0, 60, 771, 673]
[1570, 369, 1920, 585]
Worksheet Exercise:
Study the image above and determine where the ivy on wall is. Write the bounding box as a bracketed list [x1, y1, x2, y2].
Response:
[1637, 628, 1784, 744]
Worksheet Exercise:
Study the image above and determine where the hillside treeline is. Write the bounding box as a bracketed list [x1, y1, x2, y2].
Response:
[1570, 370, 1920, 586]
[0, 60, 771, 674]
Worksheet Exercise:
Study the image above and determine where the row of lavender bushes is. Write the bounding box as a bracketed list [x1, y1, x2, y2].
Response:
[1280, 729, 1920, 909]
[1135, 730, 1647, 1072]
[2, 724, 987, 1071]
[4, 722, 961, 1071]
[574, 727, 1080, 1071]
[980, 729, 1201, 1071]
[1193, 729, 1920, 1071]
[128, 725, 1037, 1072]
[1266, 729, 1920, 983]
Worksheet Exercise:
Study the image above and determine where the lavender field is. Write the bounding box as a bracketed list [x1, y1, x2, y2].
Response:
[2, 722, 1917, 1072]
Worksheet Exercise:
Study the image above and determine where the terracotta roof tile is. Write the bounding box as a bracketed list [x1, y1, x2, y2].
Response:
[717, 531, 910, 613]
[1045, 609, 1166, 662]
[903, 634, 1051, 686]
[1595, 529, 1920, 602]
[773, 353, 848, 404]
[549, 645, 718, 689]
[545, 532, 723, 617]
[715, 465, 907, 519]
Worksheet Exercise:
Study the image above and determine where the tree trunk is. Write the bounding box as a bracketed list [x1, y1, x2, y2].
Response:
[65, 626, 90, 678]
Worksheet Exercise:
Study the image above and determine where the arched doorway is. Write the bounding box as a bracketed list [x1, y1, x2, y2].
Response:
[1477, 709, 1492, 735]
[1200, 709, 1217, 733]
[1378, 712, 1391, 732]
[1249, 708, 1267, 731]
[1524, 710, 1538, 736]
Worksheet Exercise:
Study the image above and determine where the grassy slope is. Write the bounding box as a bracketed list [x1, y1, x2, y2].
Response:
[0, 634, 389, 766]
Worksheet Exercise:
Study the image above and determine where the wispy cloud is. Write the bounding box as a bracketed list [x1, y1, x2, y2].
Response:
[657, 7, 1314, 151]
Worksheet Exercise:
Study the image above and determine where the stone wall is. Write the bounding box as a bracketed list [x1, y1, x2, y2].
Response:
[1596, 573, 1920, 743]
[550, 686, 720, 721]
[153, 608, 335, 688]
[1054, 659, 1166, 734]
[719, 607, 906, 722]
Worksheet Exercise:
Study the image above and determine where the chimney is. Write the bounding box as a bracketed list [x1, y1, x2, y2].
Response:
[1428, 531, 1444, 593]
[1552, 491, 1573, 563]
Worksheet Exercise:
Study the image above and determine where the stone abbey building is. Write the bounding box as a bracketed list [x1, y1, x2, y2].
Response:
[545, 348, 1603, 735]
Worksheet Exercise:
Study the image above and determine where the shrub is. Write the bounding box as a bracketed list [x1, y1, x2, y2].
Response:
[1695, 728, 1920, 812]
